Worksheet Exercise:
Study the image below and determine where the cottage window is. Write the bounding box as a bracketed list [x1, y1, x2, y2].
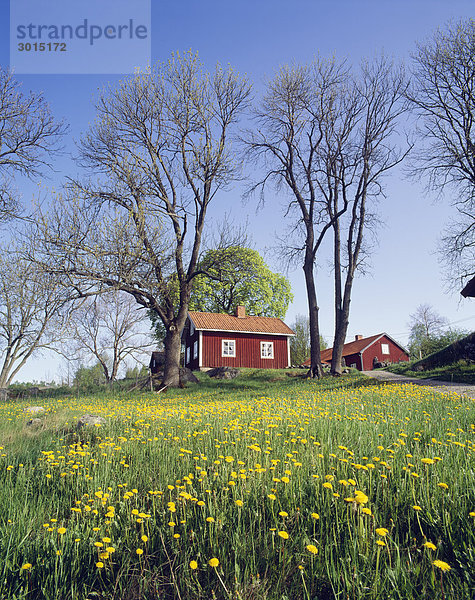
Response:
[186, 347, 190, 364]
[381, 343, 390, 355]
[222, 340, 236, 357]
[193, 341, 198, 359]
[190, 321, 195, 336]
[261, 341, 274, 359]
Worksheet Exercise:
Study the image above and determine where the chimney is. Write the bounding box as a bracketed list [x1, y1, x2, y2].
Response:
[235, 305, 246, 318]
[355, 334, 363, 341]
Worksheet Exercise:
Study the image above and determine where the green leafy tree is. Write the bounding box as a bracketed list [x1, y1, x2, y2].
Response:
[290, 314, 326, 366]
[191, 247, 292, 318]
[73, 361, 107, 391]
[150, 247, 293, 342]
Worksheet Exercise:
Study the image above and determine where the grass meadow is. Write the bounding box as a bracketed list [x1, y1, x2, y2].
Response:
[0, 370, 474, 600]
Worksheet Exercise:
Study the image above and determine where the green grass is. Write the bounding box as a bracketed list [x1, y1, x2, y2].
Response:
[385, 359, 475, 384]
[0, 370, 473, 599]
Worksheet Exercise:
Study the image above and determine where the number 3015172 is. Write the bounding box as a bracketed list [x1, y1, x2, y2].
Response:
[18, 42, 67, 51]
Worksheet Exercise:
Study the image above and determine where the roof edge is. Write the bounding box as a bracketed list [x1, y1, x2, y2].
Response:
[187, 314, 295, 336]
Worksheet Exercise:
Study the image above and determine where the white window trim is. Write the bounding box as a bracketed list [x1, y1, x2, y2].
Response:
[198, 331, 203, 368]
[222, 339, 236, 358]
[381, 343, 390, 355]
[260, 341, 274, 359]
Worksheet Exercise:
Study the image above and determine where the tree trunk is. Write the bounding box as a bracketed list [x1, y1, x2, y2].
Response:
[331, 274, 354, 375]
[331, 308, 348, 375]
[331, 216, 344, 376]
[162, 326, 182, 387]
[303, 261, 323, 379]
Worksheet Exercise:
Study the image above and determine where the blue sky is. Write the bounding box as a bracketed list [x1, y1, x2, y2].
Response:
[1, 0, 474, 382]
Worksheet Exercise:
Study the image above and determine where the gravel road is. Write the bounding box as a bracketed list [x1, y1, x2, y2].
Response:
[362, 370, 475, 400]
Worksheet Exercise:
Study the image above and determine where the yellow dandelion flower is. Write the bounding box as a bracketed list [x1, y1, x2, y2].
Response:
[423, 541, 437, 550]
[375, 528, 389, 537]
[190, 560, 198, 570]
[376, 540, 386, 547]
[306, 544, 318, 555]
[57, 527, 66, 535]
[96, 561, 104, 568]
[311, 512, 320, 520]
[469, 511, 475, 517]
[141, 535, 148, 542]
[438, 483, 448, 490]
[20, 563, 32, 571]
[354, 491, 369, 505]
[421, 458, 435, 465]
[413, 505, 422, 511]
[362, 508, 372, 516]
[278, 531, 289, 540]
[136, 548, 143, 555]
[267, 494, 276, 500]
[235, 500, 243, 507]
[206, 517, 215, 523]
[209, 558, 219, 567]
[278, 511, 288, 517]
[433, 560, 451, 572]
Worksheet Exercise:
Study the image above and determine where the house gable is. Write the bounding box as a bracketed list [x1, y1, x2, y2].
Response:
[311, 333, 409, 371]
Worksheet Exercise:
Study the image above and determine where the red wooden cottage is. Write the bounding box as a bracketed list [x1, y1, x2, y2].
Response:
[314, 333, 409, 371]
[182, 306, 295, 370]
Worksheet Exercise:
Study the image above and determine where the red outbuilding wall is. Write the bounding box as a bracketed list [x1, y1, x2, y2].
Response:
[344, 335, 409, 371]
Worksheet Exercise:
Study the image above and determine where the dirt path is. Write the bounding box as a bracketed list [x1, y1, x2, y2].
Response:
[362, 370, 475, 400]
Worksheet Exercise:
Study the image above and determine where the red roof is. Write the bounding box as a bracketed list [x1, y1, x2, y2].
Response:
[188, 311, 294, 336]
[304, 333, 406, 365]
[320, 333, 383, 363]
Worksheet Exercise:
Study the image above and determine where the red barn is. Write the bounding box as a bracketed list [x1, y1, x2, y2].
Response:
[315, 333, 409, 371]
[182, 306, 295, 370]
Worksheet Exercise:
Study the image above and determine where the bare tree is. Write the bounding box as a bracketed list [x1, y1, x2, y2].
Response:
[408, 303, 450, 359]
[408, 19, 475, 286]
[245, 60, 347, 378]
[327, 59, 409, 374]
[32, 52, 251, 387]
[0, 242, 68, 389]
[65, 292, 154, 383]
[245, 57, 409, 376]
[0, 67, 66, 221]
[409, 303, 448, 339]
